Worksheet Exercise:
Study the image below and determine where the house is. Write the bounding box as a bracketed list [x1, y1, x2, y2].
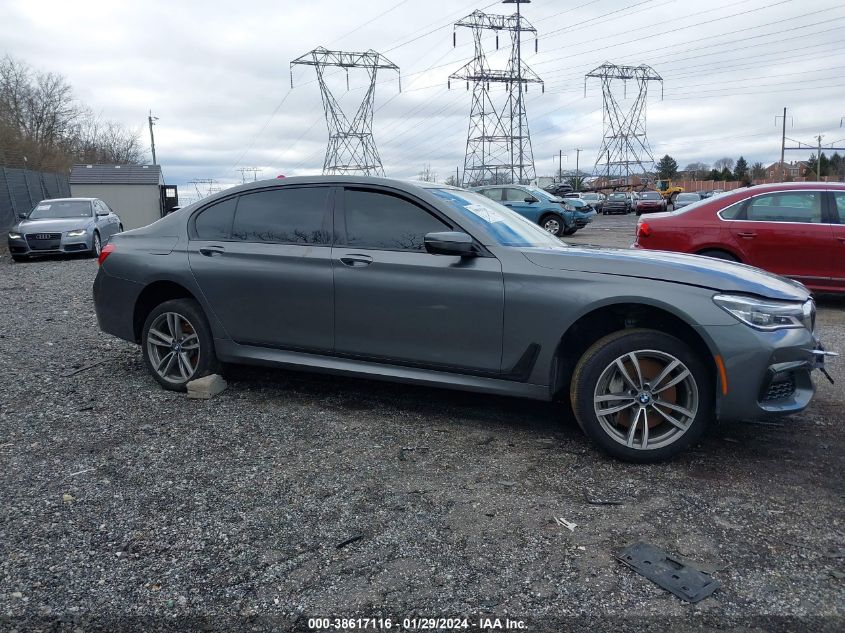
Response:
[764, 160, 811, 180]
[69, 164, 177, 230]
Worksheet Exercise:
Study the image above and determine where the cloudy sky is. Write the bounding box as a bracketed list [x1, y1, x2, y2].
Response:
[2, 0, 844, 198]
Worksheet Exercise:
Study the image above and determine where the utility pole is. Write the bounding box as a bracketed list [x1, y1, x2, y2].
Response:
[775, 107, 792, 182]
[148, 110, 158, 165]
[817, 134, 823, 180]
[554, 150, 566, 182]
[574, 148, 583, 191]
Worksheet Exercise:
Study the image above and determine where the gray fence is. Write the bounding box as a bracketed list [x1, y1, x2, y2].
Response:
[0, 167, 71, 230]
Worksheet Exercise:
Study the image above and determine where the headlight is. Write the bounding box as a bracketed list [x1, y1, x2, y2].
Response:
[563, 203, 575, 211]
[8, 232, 22, 240]
[713, 294, 812, 331]
[67, 229, 87, 237]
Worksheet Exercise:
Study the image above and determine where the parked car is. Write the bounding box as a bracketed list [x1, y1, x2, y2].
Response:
[635, 190, 668, 215]
[7, 198, 123, 262]
[673, 192, 702, 209]
[93, 176, 829, 462]
[562, 197, 597, 232]
[473, 184, 577, 236]
[633, 182, 845, 293]
[579, 192, 604, 212]
[544, 183, 574, 198]
[603, 192, 634, 214]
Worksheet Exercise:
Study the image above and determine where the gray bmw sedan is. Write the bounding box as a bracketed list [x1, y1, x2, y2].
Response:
[93, 177, 830, 461]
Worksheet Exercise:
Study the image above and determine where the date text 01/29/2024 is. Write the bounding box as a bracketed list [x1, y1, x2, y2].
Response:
[307, 617, 527, 630]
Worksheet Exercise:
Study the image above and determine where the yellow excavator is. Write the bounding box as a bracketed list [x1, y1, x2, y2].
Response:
[654, 179, 684, 204]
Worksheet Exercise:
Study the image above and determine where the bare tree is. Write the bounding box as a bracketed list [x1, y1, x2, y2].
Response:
[1, 54, 145, 171]
[417, 163, 437, 182]
[751, 161, 766, 179]
[713, 157, 735, 172]
[684, 161, 710, 180]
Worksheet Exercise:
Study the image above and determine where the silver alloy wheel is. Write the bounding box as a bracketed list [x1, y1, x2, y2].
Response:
[146, 312, 201, 384]
[93, 232, 101, 256]
[593, 349, 699, 451]
[543, 218, 561, 234]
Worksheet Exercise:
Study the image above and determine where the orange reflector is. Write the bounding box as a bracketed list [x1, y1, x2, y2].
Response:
[714, 355, 728, 395]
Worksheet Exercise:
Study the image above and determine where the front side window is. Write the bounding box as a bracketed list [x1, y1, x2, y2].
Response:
[833, 192, 845, 223]
[504, 188, 529, 202]
[477, 189, 502, 202]
[746, 191, 822, 223]
[232, 187, 330, 243]
[343, 189, 449, 251]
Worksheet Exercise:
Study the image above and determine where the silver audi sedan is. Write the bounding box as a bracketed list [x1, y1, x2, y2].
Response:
[7, 198, 122, 262]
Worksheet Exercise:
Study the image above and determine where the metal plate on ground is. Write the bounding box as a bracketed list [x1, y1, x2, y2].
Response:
[616, 542, 721, 603]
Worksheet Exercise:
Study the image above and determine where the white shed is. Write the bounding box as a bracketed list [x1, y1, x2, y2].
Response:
[69, 164, 165, 230]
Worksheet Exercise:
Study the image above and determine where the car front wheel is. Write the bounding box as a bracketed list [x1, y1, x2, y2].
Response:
[141, 298, 220, 391]
[570, 329, 713, 462]
[540, 214, 566, 237]
[89, 231, 101, 258]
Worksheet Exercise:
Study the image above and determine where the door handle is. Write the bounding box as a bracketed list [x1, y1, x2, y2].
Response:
[340, 254, 373, 267]
[838, 237, 845, 244]
[199, 245, 225, 256]
[737, 232, 757, 239]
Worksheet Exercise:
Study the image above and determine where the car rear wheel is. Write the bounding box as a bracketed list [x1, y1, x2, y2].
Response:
[142, 298, 220, 391]
[698, 249, 739, 263]
[540, 214, 566, 237]
[570, 329, 712, 462]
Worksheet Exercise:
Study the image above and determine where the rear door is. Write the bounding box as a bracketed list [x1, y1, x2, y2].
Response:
[724, 190, 833, 287]
[332, 187, 504, 373]
[188, 186, 335, 351]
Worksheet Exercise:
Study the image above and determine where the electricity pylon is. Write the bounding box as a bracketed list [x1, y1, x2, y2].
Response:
[585, 63, 663, 185]
[290, 47, 400, 176]
[449, 2, 543, 187]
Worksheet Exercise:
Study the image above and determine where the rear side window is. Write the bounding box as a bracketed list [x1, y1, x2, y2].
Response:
[232, 187, 331, 244]
[195, 197, 236, 240]
[746, 191, 822, 223]
[343, 189, 449, 251]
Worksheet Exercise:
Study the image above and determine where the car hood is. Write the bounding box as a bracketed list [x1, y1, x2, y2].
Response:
[14, 217, 92, 233]
[522, 246, 809, 301]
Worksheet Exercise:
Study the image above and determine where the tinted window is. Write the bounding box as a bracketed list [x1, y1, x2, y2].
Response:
[639, 192, 662, 200]
[746, 191, 822, 223]
[834, 192, 845, 223]
[195, 197, 236, 240]
[232, 187, 330, 243]
[343, 189, 449, 251]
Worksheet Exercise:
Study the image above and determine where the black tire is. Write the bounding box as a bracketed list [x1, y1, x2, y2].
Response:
[89, 231, 102, 259]
[563, 227, 578, 236]
[602, 210, 608, 215]
[11, 255, 28, 262]
[539, 213, 566, 237]
[141, 298, 220, 392]
[698, 249, 739, 262]
[569, 328, 713, 463]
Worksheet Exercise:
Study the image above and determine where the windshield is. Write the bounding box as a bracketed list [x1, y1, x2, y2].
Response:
[581, 193, 598, 200]
[609, 193, 627, 200]
[676, 193, 700, 201]
[639, 192, 661, 200]
[523, 186, 551, 199]
[671, 196, 711, 214]
[28, 200, 92, 219]
[430, 188, 564, 249]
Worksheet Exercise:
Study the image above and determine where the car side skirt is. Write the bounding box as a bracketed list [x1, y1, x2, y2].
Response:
[215, 339, 551, 400]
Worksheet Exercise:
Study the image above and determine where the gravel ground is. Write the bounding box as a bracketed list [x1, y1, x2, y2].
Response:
[0, 214, 843, 632]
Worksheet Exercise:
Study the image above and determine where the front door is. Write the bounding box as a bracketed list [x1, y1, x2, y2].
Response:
[188, 186, 335, 351]
[333, 187, 504, 373]
[501, 187, 541, 223]
[724, 190, 832, 288]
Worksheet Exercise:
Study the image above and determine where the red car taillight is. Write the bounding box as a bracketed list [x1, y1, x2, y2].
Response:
[637, 221, 652, 238]
[98, 243, 115, 265]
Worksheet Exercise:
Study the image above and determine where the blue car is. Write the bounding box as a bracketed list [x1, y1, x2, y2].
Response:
[471, 184, 594, 236]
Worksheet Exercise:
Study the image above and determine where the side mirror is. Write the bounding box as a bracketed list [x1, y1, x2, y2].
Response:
[524, 197, 538, 203]
[424, 231, 475, 257]
[18, 213, 27, 219]
[97, 211, 109, 216]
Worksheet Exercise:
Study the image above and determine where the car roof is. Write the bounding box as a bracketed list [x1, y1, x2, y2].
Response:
[39, 197, 97, 202]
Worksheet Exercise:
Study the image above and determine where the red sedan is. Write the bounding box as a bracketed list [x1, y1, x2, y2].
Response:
[633, 183, 845, 293]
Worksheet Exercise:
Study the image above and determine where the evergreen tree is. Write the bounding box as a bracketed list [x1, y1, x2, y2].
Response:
[656, 154, 678, 179]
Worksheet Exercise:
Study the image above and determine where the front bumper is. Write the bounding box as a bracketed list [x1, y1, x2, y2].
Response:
[8, 232, 92, 256]
[573, 212, 595, 228]
[708, 323, 829, 420]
